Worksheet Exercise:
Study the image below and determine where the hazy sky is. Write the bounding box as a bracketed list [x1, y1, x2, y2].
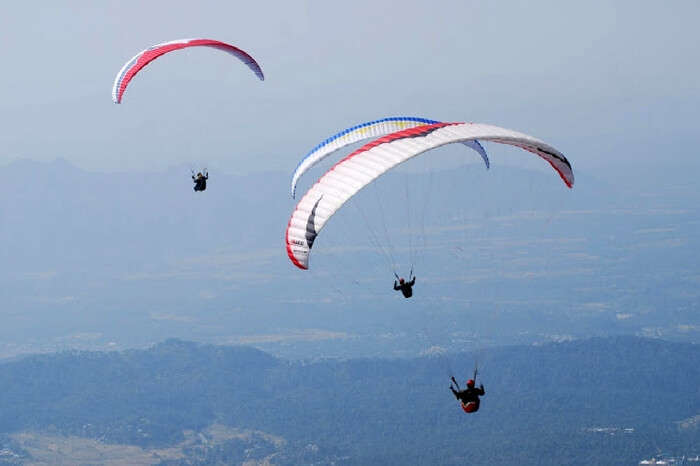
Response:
[1, 1, 700, 358]
[1, 0, 698, 175]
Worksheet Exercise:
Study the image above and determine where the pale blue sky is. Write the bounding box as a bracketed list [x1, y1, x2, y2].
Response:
[1, 1, 700, 357]
[1, 0, 698, 175]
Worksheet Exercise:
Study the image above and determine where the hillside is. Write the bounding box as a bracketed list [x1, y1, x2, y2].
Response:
[0, 337, 697, 465]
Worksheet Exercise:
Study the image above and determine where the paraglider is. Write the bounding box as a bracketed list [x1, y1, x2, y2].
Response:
[286, 122, 574, 270]
[450, 376, 485, 413]
[112, 38, 264, 104]
[290, 117, 489, 198]
[192, 170, 209, 192]
[393, 275, 416, 298]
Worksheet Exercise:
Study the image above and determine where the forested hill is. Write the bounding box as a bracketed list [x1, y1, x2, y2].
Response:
[1, 337, 698, 465]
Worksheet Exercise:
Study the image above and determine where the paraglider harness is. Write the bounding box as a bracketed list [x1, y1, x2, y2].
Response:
[192, 169, 209, 192]
[450, 366, 484, 414]
[393, 268, 416, 299]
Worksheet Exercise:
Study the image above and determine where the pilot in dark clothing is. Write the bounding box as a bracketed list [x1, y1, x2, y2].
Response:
[450, 378, 485, 413]
[393, 276, 416, 298]
[193, 171, 209, 192]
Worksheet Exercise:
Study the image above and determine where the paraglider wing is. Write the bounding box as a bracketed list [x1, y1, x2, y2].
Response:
[286, 122, 573, 270]
[290, 117, 489, 198]
[112, 38, 264, 104]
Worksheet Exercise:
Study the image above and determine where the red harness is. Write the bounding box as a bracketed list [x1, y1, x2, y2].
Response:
[461, 401, 479, 413]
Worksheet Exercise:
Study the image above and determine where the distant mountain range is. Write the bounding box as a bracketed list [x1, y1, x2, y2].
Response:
[0, 158, 698, 359]
[0, 336, 698, 465]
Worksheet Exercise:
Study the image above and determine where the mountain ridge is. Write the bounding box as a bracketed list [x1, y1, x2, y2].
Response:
[0, 336, 697, 465]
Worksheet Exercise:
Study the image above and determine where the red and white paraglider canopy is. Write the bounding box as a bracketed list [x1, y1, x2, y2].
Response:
[286, 122, 573, 270]
[112, 38, 264, 104]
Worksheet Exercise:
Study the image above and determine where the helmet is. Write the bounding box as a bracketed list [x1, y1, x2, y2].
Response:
[399, 278, 405, 284]
[467, 379, 475, 388]
[197, 172, 202, 177]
